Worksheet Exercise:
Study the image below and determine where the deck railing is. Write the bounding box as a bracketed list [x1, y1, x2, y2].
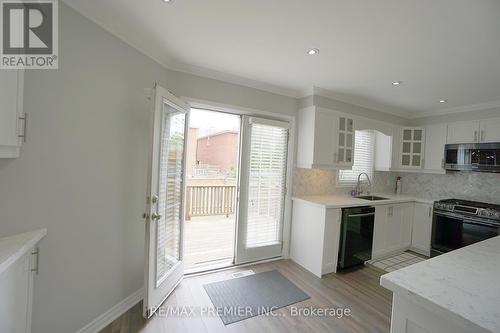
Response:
[185, 185, 237, 220]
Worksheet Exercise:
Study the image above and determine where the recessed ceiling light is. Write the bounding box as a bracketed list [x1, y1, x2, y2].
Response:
[307, 48, 319, 55]
[392, 81, 403, 86]
[439, 99, 447, 103]
[162, 0, 173, 3]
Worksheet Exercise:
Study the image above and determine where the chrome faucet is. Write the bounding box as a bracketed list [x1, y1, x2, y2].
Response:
[356, 173, 372, 195]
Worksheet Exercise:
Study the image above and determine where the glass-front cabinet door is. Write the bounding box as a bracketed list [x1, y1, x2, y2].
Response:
[400, 127, 425, 169]
[335, 116, 355, 168]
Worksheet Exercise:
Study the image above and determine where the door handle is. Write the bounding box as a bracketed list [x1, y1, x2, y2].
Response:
[151, 212, 162, 221]
[347, 212, 375, 218]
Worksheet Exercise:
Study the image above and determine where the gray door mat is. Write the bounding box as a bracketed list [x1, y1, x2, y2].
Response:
[203, 270, 310, 325]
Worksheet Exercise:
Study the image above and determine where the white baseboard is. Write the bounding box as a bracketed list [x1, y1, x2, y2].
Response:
[75, 288, 143, 333]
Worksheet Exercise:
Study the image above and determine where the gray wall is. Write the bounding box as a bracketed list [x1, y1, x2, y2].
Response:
[0, 4, 297, 333]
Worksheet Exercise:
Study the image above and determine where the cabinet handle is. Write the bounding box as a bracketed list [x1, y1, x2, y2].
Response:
[18, 113, 27, 142]
[31, 248, 39, 275]
[481, 130, 485, 142]
[428, 207, 432, 217]
[474, 130, 478, 142]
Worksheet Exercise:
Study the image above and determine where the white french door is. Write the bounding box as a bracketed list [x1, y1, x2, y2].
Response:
[143, 84, 189, 318]
[236, 116, 290, 264]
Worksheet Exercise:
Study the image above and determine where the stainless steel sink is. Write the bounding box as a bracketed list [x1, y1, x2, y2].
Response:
[356, 195, 389, 201]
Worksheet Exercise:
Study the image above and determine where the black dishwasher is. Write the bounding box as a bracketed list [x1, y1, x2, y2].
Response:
[338, 206, 375, 270]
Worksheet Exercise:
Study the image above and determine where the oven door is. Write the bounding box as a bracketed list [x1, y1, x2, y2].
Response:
[431, 211, 500, 256]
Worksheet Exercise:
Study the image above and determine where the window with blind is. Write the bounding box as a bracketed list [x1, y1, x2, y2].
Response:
[338, 130, 375, 185]
[246, 122, 288, 247]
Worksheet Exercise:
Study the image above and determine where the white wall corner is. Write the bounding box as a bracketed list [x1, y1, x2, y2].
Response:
[75, 288, 143, 333]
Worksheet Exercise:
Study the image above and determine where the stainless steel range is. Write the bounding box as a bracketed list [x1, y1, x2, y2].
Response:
[431, 199, 500, 257]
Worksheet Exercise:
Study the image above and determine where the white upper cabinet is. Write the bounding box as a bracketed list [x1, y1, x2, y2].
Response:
[297, 106, 354, 169]
[478, 119, 500, 143]
[0, 70, 24, 158]
[398, 127, 425, 169]
[334, 116, 355, 167]
[422, 123, 447, 172]
[447, 121, 480, 144]
[446, 119, 500, 144]
[390, 124, 446, 174]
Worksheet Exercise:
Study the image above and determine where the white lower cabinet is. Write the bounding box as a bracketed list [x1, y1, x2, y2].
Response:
[0, 230, 45, 333]
[411, 203, 433, 256]
[290, 200, 341, 277]
[373, 203, 414, 259]
[0, 251, 35, 333]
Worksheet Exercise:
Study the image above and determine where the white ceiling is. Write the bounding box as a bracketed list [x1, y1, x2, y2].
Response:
[63, 0, 500, 118]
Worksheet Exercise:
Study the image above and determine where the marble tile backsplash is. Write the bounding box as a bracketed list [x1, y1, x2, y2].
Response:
[292, 167, 500, 205]
[292, 168, 354, 196]
[374, 171, 500, 204]
[292, 168, 337, 196]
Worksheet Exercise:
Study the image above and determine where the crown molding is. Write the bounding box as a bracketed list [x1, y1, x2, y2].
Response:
[311, 86, 415, 119]
[409, 100, 500, 119]
[168, 61, 301, 98]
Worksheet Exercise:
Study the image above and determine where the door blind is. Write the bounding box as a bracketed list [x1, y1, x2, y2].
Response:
[156, 109, 185, 284]
[246, 122, 288, 247]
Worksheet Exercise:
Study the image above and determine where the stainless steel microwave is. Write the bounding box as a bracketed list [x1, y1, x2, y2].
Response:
[445, 143, 500, 173]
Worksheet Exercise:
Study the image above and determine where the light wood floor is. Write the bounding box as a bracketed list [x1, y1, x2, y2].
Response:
[100, 260, 392, 333]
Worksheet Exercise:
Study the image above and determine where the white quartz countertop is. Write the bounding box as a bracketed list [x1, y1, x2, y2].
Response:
[0, 229, 47, 275]
[292, 193, 434, 208]
[381, 236, 500, 333]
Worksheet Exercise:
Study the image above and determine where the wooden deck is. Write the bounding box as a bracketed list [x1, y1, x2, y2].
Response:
[183, 214, 236, 270]
[100, 260, 392, 333]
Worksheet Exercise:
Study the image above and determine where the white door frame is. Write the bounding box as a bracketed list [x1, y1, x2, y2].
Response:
[143, 83, 190, 318]
[185, 99, 296, 263]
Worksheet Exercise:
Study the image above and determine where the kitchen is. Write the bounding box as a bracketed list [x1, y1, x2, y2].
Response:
[1, 1, 500, 333]
[291, 105, 500, 332]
